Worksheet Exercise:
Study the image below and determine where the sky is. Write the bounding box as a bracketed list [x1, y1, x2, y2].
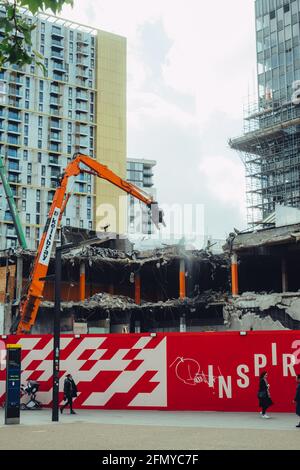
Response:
[60, 0, 257, 242]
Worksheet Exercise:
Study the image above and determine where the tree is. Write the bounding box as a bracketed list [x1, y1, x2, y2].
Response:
[0, 0, 73, 70]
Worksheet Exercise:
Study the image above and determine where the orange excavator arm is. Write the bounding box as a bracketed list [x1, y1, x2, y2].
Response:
[16, 153, 163, 334]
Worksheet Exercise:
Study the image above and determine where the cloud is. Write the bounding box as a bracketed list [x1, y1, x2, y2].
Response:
[59, 0, 255, 239]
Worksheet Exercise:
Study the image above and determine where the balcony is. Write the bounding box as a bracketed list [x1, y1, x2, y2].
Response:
[76, 59, 88, 68]
[76, 91, 88, 101]
[75, 125, 89, 136]
[53, 73, 65, 82]
[50, 107, 60, 117]
[49, 131, 62, 142]
[51, 51, 64, 61]
[51, 28, 64, 39]
[7, 150, 19, 160]
[7, 136, 20, 145]
[49, 156, 60, 166]
[76, 103, 88, 113]
[50, 97, 61, 107]
[50, 85, 62, 95]
[8, 99, 21, 108]
[4, 212, 13, 222]
[8, 161, 21, 172]
[7, 124, 21, 134]
[49, 143, 61, 153]
[52, 61, 65, 72]
[49, 119, 61, 129]
[11, 64, 25, 74]
[76, 47, 89, 57]
[51, 39, 64, 48]
[8, 87, 22, 97]
[8, 111, 21, 121]
[8, 173, 20, 184]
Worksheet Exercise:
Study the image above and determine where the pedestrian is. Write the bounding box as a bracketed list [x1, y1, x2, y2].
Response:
[60, 373, 78, 415]
[258, 371, 273, 419]
[293, 374, 300, 428]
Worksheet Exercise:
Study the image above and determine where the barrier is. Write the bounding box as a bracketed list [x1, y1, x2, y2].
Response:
[0, 331, 299, 412]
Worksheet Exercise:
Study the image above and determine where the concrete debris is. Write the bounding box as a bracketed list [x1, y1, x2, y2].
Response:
[224, 291, 300, 329]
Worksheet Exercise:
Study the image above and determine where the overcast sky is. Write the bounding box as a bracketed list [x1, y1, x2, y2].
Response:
[60, 0, 256, 241]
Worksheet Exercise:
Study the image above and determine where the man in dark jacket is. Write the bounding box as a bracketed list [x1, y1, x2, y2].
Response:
[293, 374, 300, 428]
[60, 374, 78, 415]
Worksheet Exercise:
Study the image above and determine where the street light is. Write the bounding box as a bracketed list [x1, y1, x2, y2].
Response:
[43, 236, 111, 422]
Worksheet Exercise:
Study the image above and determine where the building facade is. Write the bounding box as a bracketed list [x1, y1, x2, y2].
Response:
[127, 158, 156, 235]
[230, 0, 300, 226]
[0, 11, 126, 249]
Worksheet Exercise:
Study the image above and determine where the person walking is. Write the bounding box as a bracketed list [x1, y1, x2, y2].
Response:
[293, 374, 300, 428]
[60, 373, 78, 415]
[258, 371, 273, 419]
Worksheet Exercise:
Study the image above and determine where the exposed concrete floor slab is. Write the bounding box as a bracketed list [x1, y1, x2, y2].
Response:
[0, 410, 299, 450]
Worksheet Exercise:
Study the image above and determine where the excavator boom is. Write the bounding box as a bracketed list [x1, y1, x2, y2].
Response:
[16, 153, 163, 334]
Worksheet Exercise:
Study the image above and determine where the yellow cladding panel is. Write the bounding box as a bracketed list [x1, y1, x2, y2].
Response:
[95, 30, 127, 234]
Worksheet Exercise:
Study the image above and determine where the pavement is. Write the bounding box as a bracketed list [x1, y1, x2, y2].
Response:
[0, 409, 299, 450]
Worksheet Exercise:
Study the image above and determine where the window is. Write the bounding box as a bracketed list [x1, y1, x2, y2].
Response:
[26, 213, 30, 223]
[23, 150, 28, 161]
[38, 128, 42, 139]
[36, 202, 40, 213]
[66, 218, 70, 226]
[25, 101, 29, 109]
[22, 200, 26, 211]
[38, 152, 42, 163]
[39, 92, 43, 102]
[41, 22, 45, 33]
[36, 215, 40, 225]
[26, 227, 30, 238]
[87, 208, 91, 219]
[38, 116, 43, 127]
[284, 4, 290, 13]
[88, 221, 92, 230]
[41, 165, 46, 176]
[68, 122, 72, 132]
[41, 34, 45, 43]
[24, 137, 28, 146]
[68, 98, 72, 108]
[270, 10, 275, 20]
[24, 125, 29, 136]
[39, 104, 43, 112]
[38, 140, 42, 149]
[22, 188, 27, 199]
[36, 190, 40, 201]
[80, 220, 83, 228]
[41, 177, 45, 186]
[40, 45, 45, 55]
[69, 53, 73, 63]
[25, 89, 30, 100]
[27, 175, 31, 184]
[24, 113, 29, 124]
[27, 163, 32, 174]
[26, 77, 30, 88]
[68, 88, 72, 97]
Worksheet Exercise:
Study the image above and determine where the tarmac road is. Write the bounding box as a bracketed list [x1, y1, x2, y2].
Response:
[0, 410, 299, 450]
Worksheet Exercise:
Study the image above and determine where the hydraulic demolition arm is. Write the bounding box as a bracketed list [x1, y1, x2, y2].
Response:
[16, 153, 164, 334]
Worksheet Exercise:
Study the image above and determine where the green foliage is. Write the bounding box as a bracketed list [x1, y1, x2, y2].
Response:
[0, 0, 73, 71]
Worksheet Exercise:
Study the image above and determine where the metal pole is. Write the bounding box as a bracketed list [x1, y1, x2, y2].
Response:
[52, 247, 61, 422]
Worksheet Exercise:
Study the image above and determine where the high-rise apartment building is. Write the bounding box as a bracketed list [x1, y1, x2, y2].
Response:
[127, 158, 156, 235]
[230, 0, 300, 226]
[0, 11, 126, 249]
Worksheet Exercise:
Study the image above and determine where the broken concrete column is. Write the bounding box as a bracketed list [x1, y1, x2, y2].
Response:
[79, 261, 86, 301]
[281, 257, 288, 293]
[179, 258, 186, 299]
[231, 253, 239, 297]
[135, 271, 141, 305]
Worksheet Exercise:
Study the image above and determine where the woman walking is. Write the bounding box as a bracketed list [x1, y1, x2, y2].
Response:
[258, 371, 273, 419]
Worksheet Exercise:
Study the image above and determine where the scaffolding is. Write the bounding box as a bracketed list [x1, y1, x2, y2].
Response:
[230, 97, 300, 227]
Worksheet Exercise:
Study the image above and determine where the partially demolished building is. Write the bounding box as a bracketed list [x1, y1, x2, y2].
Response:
[2, 222, 300, 334]
[0, 238, 229, 334]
